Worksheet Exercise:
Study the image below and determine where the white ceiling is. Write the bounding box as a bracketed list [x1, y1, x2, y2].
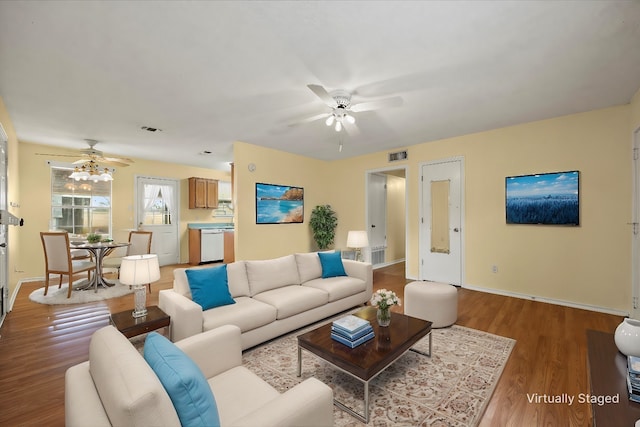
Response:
[1, 1, 639, 172]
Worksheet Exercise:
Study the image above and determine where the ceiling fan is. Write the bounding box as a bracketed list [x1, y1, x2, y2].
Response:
[291, 84, 403, 133]
[36, 139, 134, 167]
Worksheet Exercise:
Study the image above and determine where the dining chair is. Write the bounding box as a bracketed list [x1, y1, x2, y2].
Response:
[40, 232, 97, 298]
[103, 231, 153, 289]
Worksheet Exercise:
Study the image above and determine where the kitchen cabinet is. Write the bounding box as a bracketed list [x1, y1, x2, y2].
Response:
[188, 177, 218, 209]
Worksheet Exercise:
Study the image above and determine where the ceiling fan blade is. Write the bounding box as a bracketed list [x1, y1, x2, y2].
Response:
[102, 156, 134, 164]
[35, 153, 79, 158]
[288, 112, 331, 127]
[99, 159, 131, 167]
[343, 120, 361, 137]
[307, 84, 337, 108]
[350, 96, 403, 113]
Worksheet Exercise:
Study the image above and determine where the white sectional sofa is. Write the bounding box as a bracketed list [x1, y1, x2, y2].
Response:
[65, 324, 333, 427]
[159, 252, 373, 349]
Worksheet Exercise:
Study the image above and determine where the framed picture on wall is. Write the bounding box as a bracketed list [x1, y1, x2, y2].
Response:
[506, 170, 580, 225]
[256, 183, 304, 224]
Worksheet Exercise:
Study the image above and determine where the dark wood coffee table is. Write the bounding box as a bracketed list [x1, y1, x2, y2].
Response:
[110, 305, 170, 338]
[297, 306, 432, 423]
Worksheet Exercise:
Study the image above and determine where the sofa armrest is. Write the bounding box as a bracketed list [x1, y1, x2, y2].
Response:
[158, 289, 203, 341]
[229, 377, 333, 427]
[343, 259, 373, 297]
[175, 325, 243, 379]
[65, 362, 112, 427]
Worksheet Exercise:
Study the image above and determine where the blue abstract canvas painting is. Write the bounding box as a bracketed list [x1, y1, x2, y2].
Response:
[506, 171, 579, 225]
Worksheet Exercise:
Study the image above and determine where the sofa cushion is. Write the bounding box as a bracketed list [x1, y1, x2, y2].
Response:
[89, 326, 181, 427]
[294, 251, 331, 283]
[318, 251, 347, 278]
[245, 255, 300, 295]
[144, 332, 220, 427]
[253, 285, 329, 319]
[202, 296, 277, 333]
[208, 366, 279, 426]
[186, 265, 235, 310]
[175, 262, 250, 300]
[303, 276, 367, 302]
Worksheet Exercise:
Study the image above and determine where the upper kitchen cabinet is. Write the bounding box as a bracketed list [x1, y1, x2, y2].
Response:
[188, 177, 218, 209]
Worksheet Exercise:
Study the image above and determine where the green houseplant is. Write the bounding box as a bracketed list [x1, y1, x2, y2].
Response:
[309, 205, 338, 250]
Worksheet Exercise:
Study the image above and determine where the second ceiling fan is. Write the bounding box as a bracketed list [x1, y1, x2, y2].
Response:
[293, 84, 403, 134]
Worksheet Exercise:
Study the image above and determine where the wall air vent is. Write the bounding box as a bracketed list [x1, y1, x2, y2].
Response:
[388, 150, 408, 162]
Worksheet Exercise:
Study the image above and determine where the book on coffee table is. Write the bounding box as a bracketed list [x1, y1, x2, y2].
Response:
[331, 324, 373, 341]
[331, 330, 375, 348]
[332, 315, 371, 335]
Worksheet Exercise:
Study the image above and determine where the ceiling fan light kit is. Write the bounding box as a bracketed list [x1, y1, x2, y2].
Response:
[69, 160, 113, 182]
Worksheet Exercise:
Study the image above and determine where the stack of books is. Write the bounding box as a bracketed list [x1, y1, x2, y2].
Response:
[628, 355, 640, 403]
[331, 315, 374, 348]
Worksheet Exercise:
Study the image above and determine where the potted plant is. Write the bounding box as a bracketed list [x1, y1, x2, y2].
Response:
[309, 205, 337, 250]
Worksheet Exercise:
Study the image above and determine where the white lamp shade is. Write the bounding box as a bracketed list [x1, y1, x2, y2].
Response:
[347, 230, 369, 248]
[119, 254, 161, 286]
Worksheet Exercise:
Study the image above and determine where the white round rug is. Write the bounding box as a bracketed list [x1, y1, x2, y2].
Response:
[29, 282, 134, 305]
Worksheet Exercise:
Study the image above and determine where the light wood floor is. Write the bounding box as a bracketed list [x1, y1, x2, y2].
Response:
[0, 262, 624, 426]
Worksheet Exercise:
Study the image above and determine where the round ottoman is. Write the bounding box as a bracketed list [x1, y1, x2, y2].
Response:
[404, 281, 458, 328]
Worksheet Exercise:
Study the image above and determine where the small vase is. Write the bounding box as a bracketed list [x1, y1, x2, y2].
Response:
[614, 318, 640, 357]
[377, 307, 391, 327]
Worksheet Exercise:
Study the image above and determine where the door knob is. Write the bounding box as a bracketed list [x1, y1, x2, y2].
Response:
[453, 228, 459, 232]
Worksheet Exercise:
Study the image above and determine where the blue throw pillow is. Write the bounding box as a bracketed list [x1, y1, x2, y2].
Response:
[318, 251, 347, 278]
[186, 265, 235, 310]
[144, 332, 220, 427]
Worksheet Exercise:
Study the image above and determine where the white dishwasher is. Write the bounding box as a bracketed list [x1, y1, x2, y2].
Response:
[200, 229, 224, 263]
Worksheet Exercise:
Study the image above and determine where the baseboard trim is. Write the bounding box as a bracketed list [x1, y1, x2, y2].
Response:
[462, 283, 629, 317]
[373, 258, 405, 270]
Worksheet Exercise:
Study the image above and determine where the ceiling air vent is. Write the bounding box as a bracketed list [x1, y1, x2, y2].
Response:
[388, 150, 408, 162]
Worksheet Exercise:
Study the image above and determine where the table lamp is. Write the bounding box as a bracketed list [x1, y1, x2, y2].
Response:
[119, 254, 160, 318]
[347, 230, 369, 262]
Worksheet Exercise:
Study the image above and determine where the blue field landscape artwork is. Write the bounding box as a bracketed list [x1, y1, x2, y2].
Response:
[506, 171, 579, 225]
[256, 183, 304, 224]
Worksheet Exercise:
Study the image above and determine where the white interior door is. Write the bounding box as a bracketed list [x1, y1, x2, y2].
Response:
[135, 176, 180, 266]
[420, 158, 464, 285]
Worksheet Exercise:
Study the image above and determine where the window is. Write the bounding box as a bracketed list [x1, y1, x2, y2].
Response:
[141, 184, 173, 225]
[50, 167, 112, 235]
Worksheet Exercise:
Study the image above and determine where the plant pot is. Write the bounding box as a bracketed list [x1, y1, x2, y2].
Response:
[614, 318, 640, 357]
[377, 307, 391, 327]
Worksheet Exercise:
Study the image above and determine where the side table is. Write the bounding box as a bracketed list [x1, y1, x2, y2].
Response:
[110, 305, 170, 339]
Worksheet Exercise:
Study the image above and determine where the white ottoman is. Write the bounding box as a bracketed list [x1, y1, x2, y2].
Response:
[404, 281, 458, 328]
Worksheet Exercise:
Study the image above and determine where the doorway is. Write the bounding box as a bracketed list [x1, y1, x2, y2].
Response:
[366, 167, 407, 268]
[420, 158, 464, 285]
[135, 176, 180, 266]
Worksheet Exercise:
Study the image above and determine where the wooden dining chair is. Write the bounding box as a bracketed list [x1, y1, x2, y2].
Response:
[103, 231, 153, 288]
[40, 232, 97, 298]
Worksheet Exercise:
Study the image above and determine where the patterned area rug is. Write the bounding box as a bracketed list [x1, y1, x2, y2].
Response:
[243, 321, 515, 426]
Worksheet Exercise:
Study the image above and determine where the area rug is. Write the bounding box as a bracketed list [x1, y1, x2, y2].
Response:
[243, 323, 515, 427]
[29, 282, 133, 305]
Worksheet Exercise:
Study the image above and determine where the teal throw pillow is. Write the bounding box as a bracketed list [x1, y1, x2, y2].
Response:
[186, 265, 235, 310]
[318, 251, 347, 278]
[144, 332, 220, 427]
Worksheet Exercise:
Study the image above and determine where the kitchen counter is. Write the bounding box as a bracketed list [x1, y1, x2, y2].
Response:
[188, 223, 234, 265]
[187, 223, 234, 230]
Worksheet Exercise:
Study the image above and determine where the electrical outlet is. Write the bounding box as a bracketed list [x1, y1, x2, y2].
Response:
[492, 265, 498, 274]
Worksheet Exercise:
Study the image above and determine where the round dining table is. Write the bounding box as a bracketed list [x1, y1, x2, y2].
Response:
[70, 241, 130, 292]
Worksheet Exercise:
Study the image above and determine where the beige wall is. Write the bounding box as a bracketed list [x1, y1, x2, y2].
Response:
[233, 141, 330, 260]
[17, 141, 231, 280]
[236, 104, 635, 314]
